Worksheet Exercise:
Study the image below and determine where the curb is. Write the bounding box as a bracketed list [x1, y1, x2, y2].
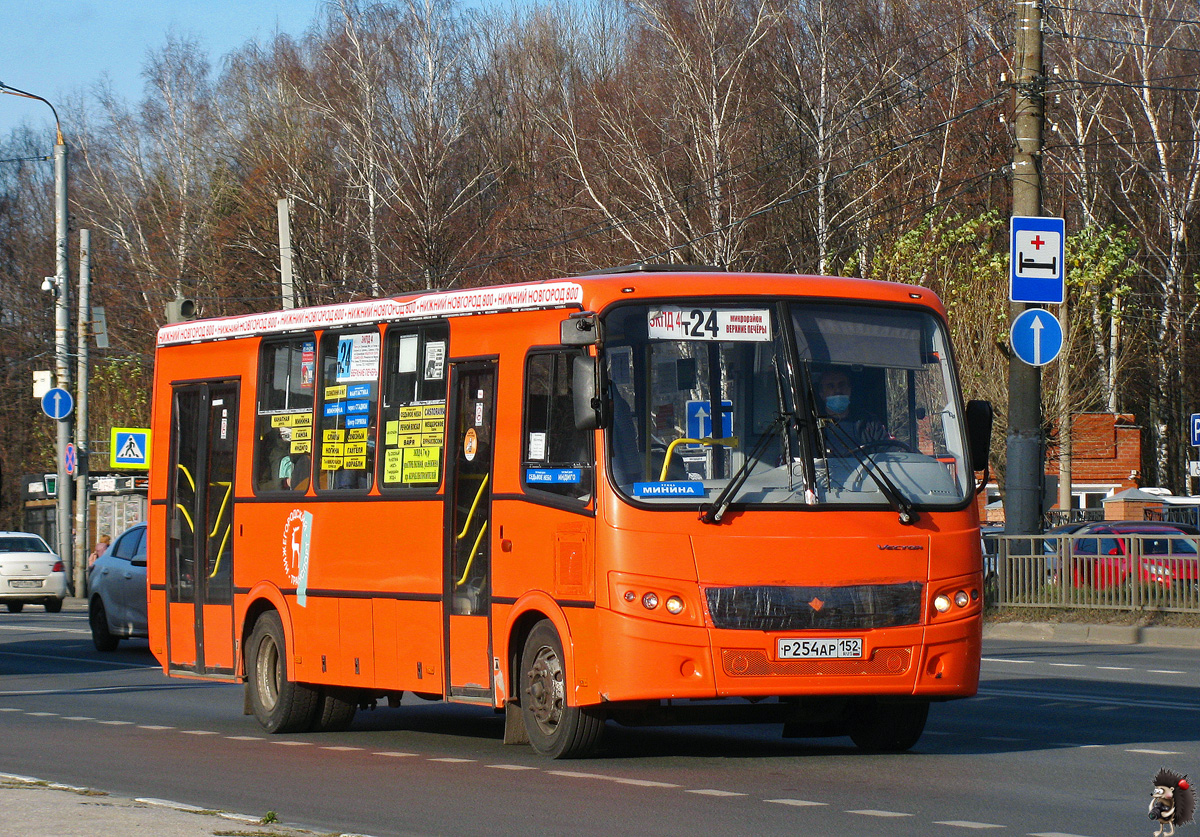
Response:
[984, 621, 1200, 647]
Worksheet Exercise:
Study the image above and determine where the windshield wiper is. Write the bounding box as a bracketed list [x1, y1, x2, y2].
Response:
[700, 412, 796, 524]
[821, 421, 919, 526]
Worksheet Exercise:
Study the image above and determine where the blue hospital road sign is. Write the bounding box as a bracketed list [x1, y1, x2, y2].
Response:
[1010, 215, 1066, 304]
[110, 427, 151, 469]
[1191, 413, 1200, 447]
[41, 386, 74, 420]
[1010, 308, 1064, 367]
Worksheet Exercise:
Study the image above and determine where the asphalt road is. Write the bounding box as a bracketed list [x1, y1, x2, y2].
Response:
[1, 606, 1197, 837]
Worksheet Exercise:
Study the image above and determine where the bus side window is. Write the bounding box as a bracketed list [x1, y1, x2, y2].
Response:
[254, 337, 315, 493]
[522, 351, 593, 503]
[379, 323, 449, 491]
[316, 330, 381, 492]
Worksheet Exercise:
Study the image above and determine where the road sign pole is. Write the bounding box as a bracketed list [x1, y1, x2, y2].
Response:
[1005, 0, 1045, 536]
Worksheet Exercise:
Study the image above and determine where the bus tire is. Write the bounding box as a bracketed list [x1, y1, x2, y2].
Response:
[247, 611, 318, 733]
[848, 698, 929, 753]
[311, 689, 357, 732]
[519, 620, 604, 758]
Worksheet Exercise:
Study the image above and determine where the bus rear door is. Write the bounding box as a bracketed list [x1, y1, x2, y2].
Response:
[165, 381, 238, 677]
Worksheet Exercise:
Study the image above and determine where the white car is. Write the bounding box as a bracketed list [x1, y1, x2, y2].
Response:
[0, 532, 68, 613]
[88, 522, 148, 651]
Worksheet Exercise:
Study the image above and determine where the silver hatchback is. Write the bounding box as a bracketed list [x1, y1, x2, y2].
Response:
[0, 532, 68, 612]
[88, 522, 149, 650]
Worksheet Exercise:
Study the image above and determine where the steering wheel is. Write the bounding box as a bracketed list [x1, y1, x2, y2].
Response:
[857, 438, 914, 454]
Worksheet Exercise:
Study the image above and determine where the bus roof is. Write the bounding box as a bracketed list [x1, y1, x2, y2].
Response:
[155, 271, 943, 348]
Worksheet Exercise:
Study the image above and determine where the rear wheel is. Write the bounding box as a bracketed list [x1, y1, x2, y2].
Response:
[311, 689, 358, 732]
[44, 598, 63, 614]
[848, 699, 929, 753]
[247, 611, 318, 733]
[520, 620, 604, 758]
[6, 602, 24, 613]
[89, 598, 119, 651]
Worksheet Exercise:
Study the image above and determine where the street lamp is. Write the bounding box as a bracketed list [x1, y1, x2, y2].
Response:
[1, 81, 74, 591]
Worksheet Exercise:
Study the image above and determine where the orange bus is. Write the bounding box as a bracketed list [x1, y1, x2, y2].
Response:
[146, 267, 992, 758]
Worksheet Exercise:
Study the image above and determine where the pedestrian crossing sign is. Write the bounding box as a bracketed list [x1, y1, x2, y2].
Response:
[110, 427, 151, 469]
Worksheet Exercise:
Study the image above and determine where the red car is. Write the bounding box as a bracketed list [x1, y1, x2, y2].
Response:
[1069, 521, 1200, 590]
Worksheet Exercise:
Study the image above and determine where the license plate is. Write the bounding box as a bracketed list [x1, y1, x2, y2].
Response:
[777, 637, 863, 660]
[9, 579, 42, 589]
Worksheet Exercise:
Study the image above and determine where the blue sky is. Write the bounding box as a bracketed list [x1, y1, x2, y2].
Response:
[0, 1, 324, 139]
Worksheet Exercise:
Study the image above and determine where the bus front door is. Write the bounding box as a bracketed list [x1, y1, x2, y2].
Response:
[444, 361, 496, 703]
[165, 381, 239, 677]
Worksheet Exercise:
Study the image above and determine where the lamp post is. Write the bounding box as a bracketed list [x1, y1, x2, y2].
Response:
[1, 81, 74, 589]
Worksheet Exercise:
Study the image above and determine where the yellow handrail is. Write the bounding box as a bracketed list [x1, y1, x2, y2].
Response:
[208, 481, 233, 538]
[209, 525, 231, 579]
[177, 463, 195, 493]
[455, 473, 490, 540]
[455, 521, 489, 587]
[174, 504, 195, 533]
[658, 437, 739, 481]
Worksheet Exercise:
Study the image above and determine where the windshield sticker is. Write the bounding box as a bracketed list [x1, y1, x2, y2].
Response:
[336, 332, 381, 382]
[424, 341, 446, 380]
[647, 308, 771, 342]
[528, 432, 546, 461]
[632, 481, 705, 498]
[526, 468, 581, 484]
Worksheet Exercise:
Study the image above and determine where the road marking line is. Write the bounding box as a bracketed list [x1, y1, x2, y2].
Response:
[688, 789, 747, 797]
[26, 711, 58, 716]
[933, 820, 1004, 828]
[1127, 748, 1182, 755]
[1147, 670, 1183, 675]
[981, 658, 1034, 664]
[374, 752, 417, 758]
[847, 809, 912, 817]
[487, 764, 536, 770]
[1096, 666, 1131, 671]
[429, 757, 475, 763]
[765, 799, 827, 807]
[321, 746, 364, 751]
[1048, 663, 1085, 668]
[137, 725, 173, 730]
[981, 736, 1025, 742]
[271, 740, 312, 746]
[1029, 832, 1096, 837]
[1078, 744, 1104, 748]
[548, 770, 678, 788]
[226, 735, 264, 741]
[0, 707, 21, 712]
[63, 716, 94, 721]
[97, 720, 133, 725]
[181, 730, 219, 735]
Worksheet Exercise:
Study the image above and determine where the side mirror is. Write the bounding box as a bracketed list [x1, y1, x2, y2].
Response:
[561, 311, 599, 346]
[572, 355, 602, 431]
[965, 400, 993, 472]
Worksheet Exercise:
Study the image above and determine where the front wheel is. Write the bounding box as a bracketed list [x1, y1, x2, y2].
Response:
[848, 699, 929, 752]
[247, 611, 319, 733]
[519, 620, 604, 758]
[44, 598, 63, 614]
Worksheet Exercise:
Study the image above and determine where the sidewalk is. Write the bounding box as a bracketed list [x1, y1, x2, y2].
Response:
[984, 620, 1200, 647]
[0, 774, 361, 837]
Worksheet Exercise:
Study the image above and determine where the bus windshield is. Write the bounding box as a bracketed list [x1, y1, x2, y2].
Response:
[603, 301, 973, 509]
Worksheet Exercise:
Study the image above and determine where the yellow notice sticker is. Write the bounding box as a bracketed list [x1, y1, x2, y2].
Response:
[399, 406, 423, 420]
[397, 434, 421, 448]
[292, 427, 312, 441]
[324, 385, 348, 400]
[385, 421, 399, 446]
[323, 429, 345, 443]
[422, 418, 445, 434]
[271, 414, 294, 427]
[347, 428, 369, 442]
[323, 456, 343, 471]
[343, 455, 367, 470]
[293, 413, 312, 426]
[344, 441, 368, 457]
[322, 442, 344, 457]
[290, 440, 311, 455]
[383, 448, 403, 483]
[402, 446, 441, 483]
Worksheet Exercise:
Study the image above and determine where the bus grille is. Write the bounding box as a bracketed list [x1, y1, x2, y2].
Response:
[705, 583, 923, 631]
[720, 647, 912, 677]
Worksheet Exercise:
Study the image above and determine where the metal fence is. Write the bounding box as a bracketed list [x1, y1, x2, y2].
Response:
[983, 533, 1200, 613]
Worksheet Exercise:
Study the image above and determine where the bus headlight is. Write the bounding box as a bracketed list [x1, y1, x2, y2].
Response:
[934, 595, 952, 613]
[665, 596, 684, 614]
[954, 590, 970, 608]
[642, 592, 659, 610]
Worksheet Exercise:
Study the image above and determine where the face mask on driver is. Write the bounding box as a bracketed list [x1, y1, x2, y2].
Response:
[824, 394, 850, 414]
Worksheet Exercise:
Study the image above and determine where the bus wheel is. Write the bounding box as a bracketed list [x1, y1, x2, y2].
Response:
[848, 699, 929, 753]
[247, 611, 318, 733]
[519, 620, 604, 758]
[311, 689, 357, 732]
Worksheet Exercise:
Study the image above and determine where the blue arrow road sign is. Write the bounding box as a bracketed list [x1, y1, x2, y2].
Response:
[1010, 216, 1065, 304]
[1010, 308, 1063, 367]
[41, 387, 74, 420]
[1191, 413, 1200, 447]
[686, 400, 733, 441]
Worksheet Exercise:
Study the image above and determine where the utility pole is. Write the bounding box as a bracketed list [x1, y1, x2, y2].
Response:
[1005, 0, 1045, 535]
[74, 230, 91, 598]
[278, 197, 296, 309]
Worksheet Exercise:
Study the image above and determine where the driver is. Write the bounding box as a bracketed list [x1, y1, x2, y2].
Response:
[816, 368, 895, 455]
